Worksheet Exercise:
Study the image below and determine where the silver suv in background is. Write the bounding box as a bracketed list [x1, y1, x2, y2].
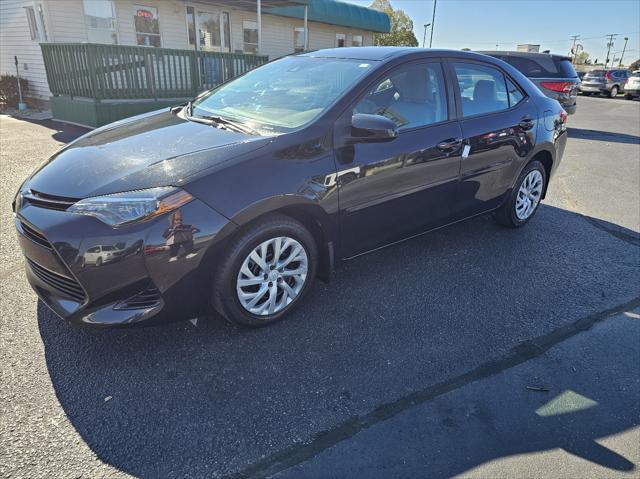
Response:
[480, 51, 579, 114]
[580, 69, 631, 98]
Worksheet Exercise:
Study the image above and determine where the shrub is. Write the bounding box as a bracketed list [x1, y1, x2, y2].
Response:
[0, 75, 28, 106]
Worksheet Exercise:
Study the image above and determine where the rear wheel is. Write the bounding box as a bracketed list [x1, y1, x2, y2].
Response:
[495, 160, 546, 228]
[625, 94, 634, 100]
[212, 214, 317, 327]
[582, 91, 592, 96]
[609, 86, 619, 98]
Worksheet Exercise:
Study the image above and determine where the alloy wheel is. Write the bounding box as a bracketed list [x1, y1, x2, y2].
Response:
[515, 170, 543, 220]
[236, 236, 308, 316]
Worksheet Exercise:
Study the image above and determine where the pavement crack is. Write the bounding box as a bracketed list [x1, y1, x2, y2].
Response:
[226, 295, 640, 479]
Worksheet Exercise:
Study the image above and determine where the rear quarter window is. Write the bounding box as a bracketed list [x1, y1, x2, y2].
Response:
[554, 59, 578, 78]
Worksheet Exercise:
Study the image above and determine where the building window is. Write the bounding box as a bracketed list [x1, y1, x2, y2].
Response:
[352, 34, 363, 47]
[197, 11, 230, 52]
[243, 20, 258, 53]
[186, 7, 196, 48]
[335, 33, 346, 47]
[25, 4, 48, 42]
[83, 0, 117, 44]
[294, 27, 305, 53]
[134, 5, 161, 47]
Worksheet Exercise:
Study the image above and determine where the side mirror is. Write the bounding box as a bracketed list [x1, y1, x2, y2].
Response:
[350, 113, 398, 142]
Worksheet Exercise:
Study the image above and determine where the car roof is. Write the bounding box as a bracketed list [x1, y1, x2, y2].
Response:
[478, 50, 571, 62]
[300, 47, 503, 63]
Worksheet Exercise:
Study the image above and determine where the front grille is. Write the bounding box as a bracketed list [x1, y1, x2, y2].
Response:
[20, 221, 52, 250]
[114, 286, 161, 310]
[27, 258, 85, 302]
[23, 189, 79, 211]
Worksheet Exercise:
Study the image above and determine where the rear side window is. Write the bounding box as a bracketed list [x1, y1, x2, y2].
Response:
[554, 58, 578, 78]
[500, 56, 559, 78]
[453, 62, 509, 117]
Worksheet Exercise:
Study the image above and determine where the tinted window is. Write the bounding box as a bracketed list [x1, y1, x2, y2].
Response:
[353, 63, 448, 130]
[453, 62, 509, 117]
[506, 78, 524, 106]
[500, 56, 558, 78]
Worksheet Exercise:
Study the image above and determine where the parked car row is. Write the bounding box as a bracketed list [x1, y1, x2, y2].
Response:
[579, 68, 632, 98]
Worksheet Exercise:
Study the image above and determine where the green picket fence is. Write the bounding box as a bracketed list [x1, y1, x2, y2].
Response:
[41, 43, 268, 101]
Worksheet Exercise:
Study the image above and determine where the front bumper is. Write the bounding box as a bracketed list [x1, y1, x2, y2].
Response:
[15, 197, 234, 327]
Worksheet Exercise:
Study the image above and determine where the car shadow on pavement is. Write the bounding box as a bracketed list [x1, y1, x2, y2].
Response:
[567, 127, 640, 144]
[37, 204, 640, 478]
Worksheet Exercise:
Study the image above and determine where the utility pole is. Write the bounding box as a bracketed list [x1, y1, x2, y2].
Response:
[619, 36, 629, 66]
[422, 23, 431, 48]
[570, 35, 580, 64]
[604, 33, 617, 68]
[429, 0, 437, 48]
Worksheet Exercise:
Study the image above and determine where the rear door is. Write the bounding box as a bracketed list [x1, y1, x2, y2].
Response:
[447, 59, 537, 219]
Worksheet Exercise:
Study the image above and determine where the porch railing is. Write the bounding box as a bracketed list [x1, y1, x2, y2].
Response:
[41, 43, 269, 101]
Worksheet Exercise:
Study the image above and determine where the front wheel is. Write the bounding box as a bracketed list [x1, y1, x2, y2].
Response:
[624, 94, 634, 100]
[212, 214, 317, 327]
[495, 161, 546, 228]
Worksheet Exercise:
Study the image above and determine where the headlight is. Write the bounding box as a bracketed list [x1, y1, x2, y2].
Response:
[67, 187, 193, 227]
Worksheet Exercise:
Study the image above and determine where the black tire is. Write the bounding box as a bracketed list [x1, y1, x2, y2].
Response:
[609, 86, 619, 98]
[582, 92, 592, 96]
[95, 257, 103, 267]
[212, 214, 318, 327]
[624, 94, 634, 100]
[494, 160, 546, 228]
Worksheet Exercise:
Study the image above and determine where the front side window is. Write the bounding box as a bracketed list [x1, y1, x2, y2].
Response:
[336, 33, 346, 47]
[83, 0, 117, 44]
[453, 62, 509, 117]
[193, 56, 374, 132]
[134, 5, 160, 47]
[243, 20, 258, 53]
[353, 62, 448, 130]
[352, 34, 363, 47]
[294, 27, 305, 53]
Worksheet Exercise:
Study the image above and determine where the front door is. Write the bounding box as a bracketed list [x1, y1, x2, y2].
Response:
[335, 60, 463, 257]
[448, 60, 537, 218]
[196, 10, 230, 52]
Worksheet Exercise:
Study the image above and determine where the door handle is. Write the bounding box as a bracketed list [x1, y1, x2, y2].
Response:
[436, 138, 463, 152]
[519, 117, 535, 130]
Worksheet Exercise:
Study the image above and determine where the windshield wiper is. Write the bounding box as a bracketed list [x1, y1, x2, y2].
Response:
[170, 100, 193, 116]
[194, 114, 258, 135]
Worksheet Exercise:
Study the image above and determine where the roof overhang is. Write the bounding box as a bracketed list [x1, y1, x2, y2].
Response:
[267, 0, 391, 33]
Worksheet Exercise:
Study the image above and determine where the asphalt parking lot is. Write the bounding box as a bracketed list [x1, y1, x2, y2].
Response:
[1, 95, 639, 478]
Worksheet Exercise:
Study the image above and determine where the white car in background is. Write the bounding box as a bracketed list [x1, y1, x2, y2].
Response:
[624, 71, 640, 100]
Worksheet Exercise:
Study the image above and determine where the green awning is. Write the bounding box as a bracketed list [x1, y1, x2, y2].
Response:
[267, 0, 391, 33]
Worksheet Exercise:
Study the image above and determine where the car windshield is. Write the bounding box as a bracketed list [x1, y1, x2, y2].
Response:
[191, 56, 376, 133]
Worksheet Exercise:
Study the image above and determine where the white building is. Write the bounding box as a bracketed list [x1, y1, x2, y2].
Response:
[1, 0, 390, 104]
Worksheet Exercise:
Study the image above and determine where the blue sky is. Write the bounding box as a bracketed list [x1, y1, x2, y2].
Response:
[345, 0, 640, 65]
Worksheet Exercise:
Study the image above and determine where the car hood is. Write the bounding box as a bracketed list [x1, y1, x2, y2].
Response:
[26, 109, 272, 198]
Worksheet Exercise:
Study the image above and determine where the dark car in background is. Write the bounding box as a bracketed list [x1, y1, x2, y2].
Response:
[580, 68, 631, 98]
[480, 51, 580, 114]
[13, 47, 568, 328]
